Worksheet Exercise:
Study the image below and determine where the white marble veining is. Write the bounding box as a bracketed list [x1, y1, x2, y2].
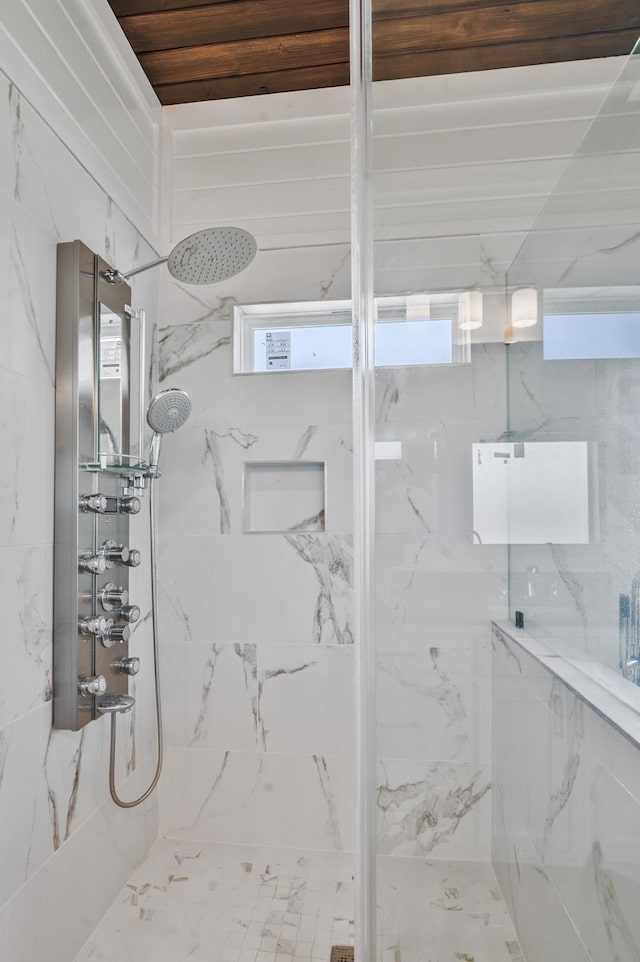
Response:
[376, 537, 507, 648]
[155, 416, 353, 538]
[377, 757, 492, 860]
[0, 58, 159, 962]
[0, 544, 53, 726]
[0, 368, 54, 548]
[6, 754, 158, 962]
[157, 269, 506, 867]
[377, 645, 490, 763]
[507, 340, 640, 677]
[162, 643, 259, 752]
[158, 534, 354, 648]
[159, 750, 353, 852]
[258, 645, 353, 755]
[158, 317, 352, 432]
[493, 622, 640, 962]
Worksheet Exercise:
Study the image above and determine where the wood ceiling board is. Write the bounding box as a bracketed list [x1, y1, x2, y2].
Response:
[372, 0, 545, 17]
[107, 0, 640, 103]
[155, 63, 351, 104]
[109, 0, 232, 14]
[370, 0, 640, 57]
[119, 0, 349, 52]
[374, 29, 640, 83]
[140, 28, 349, 85]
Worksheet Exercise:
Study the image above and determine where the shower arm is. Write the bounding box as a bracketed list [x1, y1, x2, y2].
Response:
[102, 257, 168, 285]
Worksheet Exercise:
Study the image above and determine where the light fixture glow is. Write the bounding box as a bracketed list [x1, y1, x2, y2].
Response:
[458, 291, 483, 330]
[511, 287, 538, 328]
[405, 294, 431, 321]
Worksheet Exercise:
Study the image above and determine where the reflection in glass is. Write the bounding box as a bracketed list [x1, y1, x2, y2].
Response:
[473, 441, 591, 544]
[98, 304, 129, 461]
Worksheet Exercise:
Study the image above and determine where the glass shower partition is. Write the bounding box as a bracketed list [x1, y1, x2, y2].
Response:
[351, 2, 513, 958]
[494, 38, 640, 962]
[352, 10, 640, 962]
[505, 39, 640, 688]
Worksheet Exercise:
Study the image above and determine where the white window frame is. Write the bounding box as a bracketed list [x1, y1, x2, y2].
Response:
[233, 293, 473, 374]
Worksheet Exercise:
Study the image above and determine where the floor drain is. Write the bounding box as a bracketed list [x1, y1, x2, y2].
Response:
[330, 947, 354, 962]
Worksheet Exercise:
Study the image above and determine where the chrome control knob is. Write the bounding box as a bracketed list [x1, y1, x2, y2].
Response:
[78, 674, 107, 697]
[120, 496, 141, 515]
[113, 656, 140, 676]
[100, 583, 129, 611]
[101, 540, 132, 568]
[101, 623, 130, 648]
[118, 605, 140, 624]
[78, 554, 107, 575]
[123, 549, 141, 567]
[79, 494, 107, 514]
[79, 616, 108, 636]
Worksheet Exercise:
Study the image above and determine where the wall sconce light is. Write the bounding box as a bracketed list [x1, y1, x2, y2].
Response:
[511, 287, 538, 328]
[458, 291, 483, 331]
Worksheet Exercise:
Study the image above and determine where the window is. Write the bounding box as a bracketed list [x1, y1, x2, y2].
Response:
[543, 287, 640, 360]
[233, 293, 474, 374]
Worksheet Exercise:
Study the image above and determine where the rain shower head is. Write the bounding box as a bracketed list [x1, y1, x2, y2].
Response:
[102, 227, 257, 286]
[147, 388, 192, 434]
[168, 228, 256, 285]
[146, 388, 192, 477]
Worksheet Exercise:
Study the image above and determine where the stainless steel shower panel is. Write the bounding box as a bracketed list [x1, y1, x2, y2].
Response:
[54, 241, 140, 731]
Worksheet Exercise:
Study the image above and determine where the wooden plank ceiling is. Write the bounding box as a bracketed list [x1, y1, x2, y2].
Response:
[107, 0, 640, 103]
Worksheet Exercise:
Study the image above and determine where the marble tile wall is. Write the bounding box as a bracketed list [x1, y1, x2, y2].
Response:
[155, 51, 628, 873]
[0, 65, 160, 961]
[157, 257, 508, 860]
[372, 348, 508, 861]
[507, 340, 640, 674]
[492, 622, 640, 962]
[157, 63, 629, 864]
[157, 266, 358, 854]
[504, 54, 640, 674]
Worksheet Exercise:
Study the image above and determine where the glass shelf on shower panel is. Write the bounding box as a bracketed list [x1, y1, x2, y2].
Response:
[81, 454, 150, 478]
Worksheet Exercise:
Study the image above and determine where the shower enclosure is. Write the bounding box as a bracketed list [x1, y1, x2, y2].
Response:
[32, 5, 640, 962]
[351, 13, 640, 962]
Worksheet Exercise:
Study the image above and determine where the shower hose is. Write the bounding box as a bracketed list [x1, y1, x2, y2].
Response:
[108, 474, 163, 808]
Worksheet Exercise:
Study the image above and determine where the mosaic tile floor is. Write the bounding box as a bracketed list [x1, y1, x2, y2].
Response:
[73, 840, 524, 962]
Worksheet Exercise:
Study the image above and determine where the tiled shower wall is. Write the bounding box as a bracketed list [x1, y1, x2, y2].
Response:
[508, 342, 640, 671]
[156, 257, 357, 850]
[156, 285, 505, 860]
[493, 622, 640, 961]
[0, 8, 161, 958]
[156, 59, 624, 861]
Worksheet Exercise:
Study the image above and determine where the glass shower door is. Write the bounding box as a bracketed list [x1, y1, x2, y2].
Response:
[351, 2, 512, 958]
[350, 9, 640, 962]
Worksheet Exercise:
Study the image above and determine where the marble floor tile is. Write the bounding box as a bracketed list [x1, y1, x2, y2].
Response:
[73, 840, 522, 962]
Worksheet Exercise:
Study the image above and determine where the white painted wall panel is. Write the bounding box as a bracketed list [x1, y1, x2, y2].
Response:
[168, 58, 626, 255]
[0, 0, 160, 240]
[173, 118, 590, 192]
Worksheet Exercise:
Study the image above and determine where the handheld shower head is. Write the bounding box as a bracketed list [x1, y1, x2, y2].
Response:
[147, 388, 191, 476]
[103, 227, 257, 286]
[147, 388, 191, 434]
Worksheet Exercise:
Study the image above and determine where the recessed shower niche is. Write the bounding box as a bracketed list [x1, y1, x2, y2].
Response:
[54, 241, 146, 731]
[243, 461, 326, 533]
